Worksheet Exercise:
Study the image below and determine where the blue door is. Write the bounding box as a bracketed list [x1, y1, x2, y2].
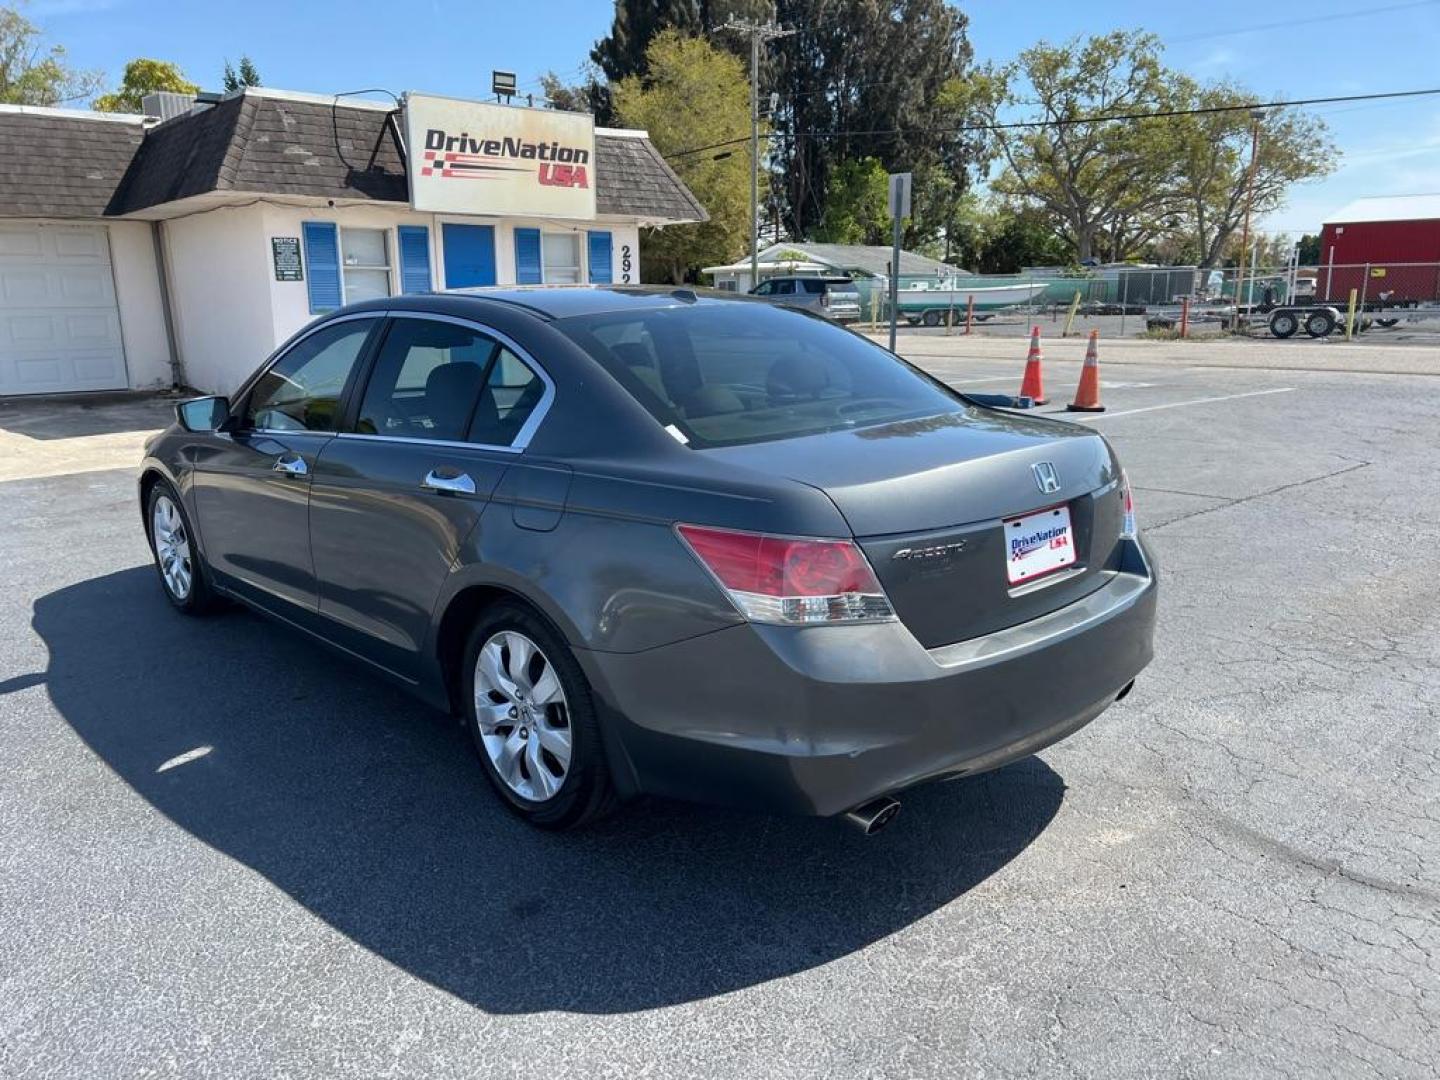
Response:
[441, 224, 497, 288]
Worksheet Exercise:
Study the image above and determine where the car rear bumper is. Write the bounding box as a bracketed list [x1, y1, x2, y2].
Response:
[584, 537, 1158, 817]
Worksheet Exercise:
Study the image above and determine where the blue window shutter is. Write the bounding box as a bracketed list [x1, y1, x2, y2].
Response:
[397, 225, 432, 294]
[302, 222, 341, 313]
[514, 227, 542, 284]
[587, 231, 613, 284]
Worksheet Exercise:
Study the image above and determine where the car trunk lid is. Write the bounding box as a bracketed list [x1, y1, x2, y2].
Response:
[704, 408, 1125, 648]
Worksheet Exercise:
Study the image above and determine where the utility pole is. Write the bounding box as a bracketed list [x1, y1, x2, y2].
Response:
[1235, 107, 1266, 324]
[720, 18, 794, 291]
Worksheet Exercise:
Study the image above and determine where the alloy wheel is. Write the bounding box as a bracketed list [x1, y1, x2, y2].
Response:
[473, 630, 572, 802]
[151, 494, 193, 600]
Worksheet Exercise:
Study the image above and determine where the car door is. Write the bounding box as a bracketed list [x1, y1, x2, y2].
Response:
[772, 279, 810, 313]
[307, 313, 553, 679]
[190, 315, 381, 615]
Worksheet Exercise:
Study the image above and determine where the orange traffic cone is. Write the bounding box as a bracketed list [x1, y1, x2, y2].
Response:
[1018, 325, 1048, 404]
[1067, 330, 1106, 412]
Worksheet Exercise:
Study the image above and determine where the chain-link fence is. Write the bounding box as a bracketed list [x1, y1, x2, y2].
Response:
[850, 262, 1440, 343]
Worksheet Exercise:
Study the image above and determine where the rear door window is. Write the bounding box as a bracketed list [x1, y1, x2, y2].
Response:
[801, 279, 826, 295]
[558, 302, 961, 448]
[469, 347, 546, 447]
[354, 318, 497, 442]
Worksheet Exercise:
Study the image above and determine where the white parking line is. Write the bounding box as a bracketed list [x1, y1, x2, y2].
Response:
[1073, 386, 1296, 420]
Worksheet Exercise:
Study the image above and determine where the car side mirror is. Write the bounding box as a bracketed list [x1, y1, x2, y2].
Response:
[176, 395, 231, 433]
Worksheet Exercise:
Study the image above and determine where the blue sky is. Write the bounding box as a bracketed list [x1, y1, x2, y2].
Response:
[30, 0, 1440, 236]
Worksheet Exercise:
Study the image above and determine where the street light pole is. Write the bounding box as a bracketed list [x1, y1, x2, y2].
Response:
[720, 18, 794, 291]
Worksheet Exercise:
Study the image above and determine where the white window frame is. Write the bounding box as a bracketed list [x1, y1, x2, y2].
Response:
[339, 226, 395, 303]
[538, 229, 584, 285]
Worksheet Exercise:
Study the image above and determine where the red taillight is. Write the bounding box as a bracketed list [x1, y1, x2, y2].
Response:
[1120, 471, 1137, 537]
[676, 524, 893, 625]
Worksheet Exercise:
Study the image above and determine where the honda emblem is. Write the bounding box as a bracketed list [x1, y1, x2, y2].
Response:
[1032, 461, 1061, 494]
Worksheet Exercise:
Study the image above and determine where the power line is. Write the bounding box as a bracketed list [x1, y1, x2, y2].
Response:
[1168, 0, 1440, 43]
[664, 85, 1440, 159]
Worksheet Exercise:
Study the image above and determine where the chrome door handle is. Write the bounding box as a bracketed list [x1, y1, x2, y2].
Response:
[272, 453, 308, 477]
[422, 469, 476, 495]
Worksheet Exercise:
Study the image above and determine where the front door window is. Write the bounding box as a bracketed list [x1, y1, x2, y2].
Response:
[244, 319, 378, 432]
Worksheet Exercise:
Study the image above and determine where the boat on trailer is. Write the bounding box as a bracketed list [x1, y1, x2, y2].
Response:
[897, 281, 1050, 324]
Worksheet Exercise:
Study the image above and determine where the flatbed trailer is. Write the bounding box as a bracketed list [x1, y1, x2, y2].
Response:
[1263, 298, 1440, 338]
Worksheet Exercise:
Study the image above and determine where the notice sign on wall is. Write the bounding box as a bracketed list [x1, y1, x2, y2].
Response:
[272, 237, 303, 281]
[404, 92, 597, 220]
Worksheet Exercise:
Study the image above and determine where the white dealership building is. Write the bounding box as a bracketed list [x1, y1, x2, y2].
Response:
[0, 88, 706, 397]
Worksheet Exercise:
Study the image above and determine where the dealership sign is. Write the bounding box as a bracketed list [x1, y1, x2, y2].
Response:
[404, 93, 596, 219]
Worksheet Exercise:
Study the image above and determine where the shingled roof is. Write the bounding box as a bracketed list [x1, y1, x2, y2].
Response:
[0, 107, 146, 218]
[0, 90, 705, 225]
[593, 130, 708, 223]
[108, 93, 411, 213]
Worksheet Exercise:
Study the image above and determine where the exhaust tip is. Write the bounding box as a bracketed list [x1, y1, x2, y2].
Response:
[842, 796, 901, 836]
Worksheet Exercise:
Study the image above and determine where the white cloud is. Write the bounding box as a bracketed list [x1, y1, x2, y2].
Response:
[1193, 46, 1240, 72]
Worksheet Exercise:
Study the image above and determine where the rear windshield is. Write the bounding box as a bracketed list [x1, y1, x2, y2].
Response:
[556, 302, 962, 448]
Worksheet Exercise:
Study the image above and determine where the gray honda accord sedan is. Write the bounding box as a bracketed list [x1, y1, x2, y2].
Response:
[139, 287, 1156, 832]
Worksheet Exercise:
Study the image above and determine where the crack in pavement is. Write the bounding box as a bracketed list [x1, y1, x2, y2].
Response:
[1147, 461, 1373, 532]
[1205, 811, 1440, 909]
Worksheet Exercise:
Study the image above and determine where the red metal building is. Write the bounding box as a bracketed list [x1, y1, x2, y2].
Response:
[1318, 194, 1440, 305]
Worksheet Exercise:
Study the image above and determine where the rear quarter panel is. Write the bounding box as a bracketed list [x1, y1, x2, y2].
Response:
[434, 454, 854, 656]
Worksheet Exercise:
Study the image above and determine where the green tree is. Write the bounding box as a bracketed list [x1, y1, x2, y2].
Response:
[587, 0, 992, 249]
[222, 55, 261, 92]
[768, 0, 989, 247]
[1169, 79, 1334, 267]
[812, 157, 890, 244]
[947, 195, 1074, 272]
[0, 6, 101, 105]
[592, 0, 768, 84]
[540, 66, 608, 115]
[1296, 233, 1322, 264]
[612, 31, 752, 283]
[987, 31, 1184, 262]
[587, 1, 771, 124]
[93, 58, 197, 112]
[978, 207, 1075, 273]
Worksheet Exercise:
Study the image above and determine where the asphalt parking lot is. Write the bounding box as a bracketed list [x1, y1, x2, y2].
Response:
[1, 340, 1437, 1079]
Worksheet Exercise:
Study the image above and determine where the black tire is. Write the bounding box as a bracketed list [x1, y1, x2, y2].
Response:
[1269, 311, 1299, 339]
[462, 600, 618, 830]
[145, 480, 221, 615]
[921, 309, 942, 327]
[1305, 310, 1336, 338]
[1376, 317, 1399, 328]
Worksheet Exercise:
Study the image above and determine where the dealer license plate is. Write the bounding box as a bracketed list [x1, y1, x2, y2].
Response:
[1004, 504, 1076, 585]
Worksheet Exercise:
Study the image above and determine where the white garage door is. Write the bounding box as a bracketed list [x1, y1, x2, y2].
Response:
[0, 222, 127, 396]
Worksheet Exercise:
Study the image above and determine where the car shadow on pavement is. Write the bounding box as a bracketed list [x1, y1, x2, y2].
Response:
[34, 567, 1066, 1015]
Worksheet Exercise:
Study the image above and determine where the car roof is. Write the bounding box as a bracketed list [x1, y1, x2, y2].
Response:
[343, 285, 758, 322]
